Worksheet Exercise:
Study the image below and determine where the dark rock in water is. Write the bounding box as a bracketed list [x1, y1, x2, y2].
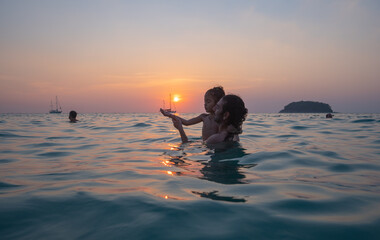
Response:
[279, 101, 333, 113]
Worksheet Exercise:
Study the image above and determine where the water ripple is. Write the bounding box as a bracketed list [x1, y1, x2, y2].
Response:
[38, 151, 75, 158]
[0, 132, 36, 138]
[291, 125, 310, 130]
[132, 123, 152, 127]
[352, 119, 376, 123]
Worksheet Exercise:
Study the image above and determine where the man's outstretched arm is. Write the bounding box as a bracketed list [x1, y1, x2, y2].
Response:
[172, 117, 189, 143]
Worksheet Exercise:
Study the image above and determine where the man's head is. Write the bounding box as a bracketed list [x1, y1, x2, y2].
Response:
[69, 110, 77, 122]
[214, 94, 247, 134]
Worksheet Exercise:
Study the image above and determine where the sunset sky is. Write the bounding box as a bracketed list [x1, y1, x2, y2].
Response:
[1, 0, 379, 113]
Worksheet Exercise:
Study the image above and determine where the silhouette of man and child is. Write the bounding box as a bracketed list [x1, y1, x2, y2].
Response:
[69, 86, 247, 144]
[160, 86, 247, 144]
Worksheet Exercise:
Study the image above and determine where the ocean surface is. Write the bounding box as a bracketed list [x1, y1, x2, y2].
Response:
[1, 113, 380, 239]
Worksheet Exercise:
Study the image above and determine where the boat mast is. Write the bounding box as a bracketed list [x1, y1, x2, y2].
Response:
[55, 96, 58, 110]
[169, 94, 172, 110]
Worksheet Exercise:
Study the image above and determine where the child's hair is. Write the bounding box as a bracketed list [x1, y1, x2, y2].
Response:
[69, 110, 77, 119]
[205, 86, 225, 102]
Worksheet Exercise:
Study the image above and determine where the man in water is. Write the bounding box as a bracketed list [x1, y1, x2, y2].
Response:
[69, 110, 78, 123]
[172, 94, 247, 144]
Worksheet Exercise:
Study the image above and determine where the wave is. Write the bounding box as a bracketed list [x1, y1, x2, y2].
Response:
[352, 119, 376, 123]
[38, 151, 75, 158]
[0, 132, 36, 138]
[132, 123, 152, 127]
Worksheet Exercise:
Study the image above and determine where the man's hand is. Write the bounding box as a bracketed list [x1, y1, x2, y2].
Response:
[172, 116, 188, 143]
[172, 117, 183, 130]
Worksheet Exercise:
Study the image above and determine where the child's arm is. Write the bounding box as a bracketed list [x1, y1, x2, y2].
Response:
[172, 117, 188, 143]
[179, 114, 205, 126]
[160, 108, 204, 126]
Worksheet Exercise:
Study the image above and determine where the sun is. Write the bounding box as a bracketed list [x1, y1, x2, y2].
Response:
[173, 96, 180, 102]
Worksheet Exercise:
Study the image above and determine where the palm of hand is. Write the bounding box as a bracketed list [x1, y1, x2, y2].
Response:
[160, 108, 170, 117]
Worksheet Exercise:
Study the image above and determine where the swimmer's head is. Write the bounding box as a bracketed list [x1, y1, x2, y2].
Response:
[69, 110, 77, 122]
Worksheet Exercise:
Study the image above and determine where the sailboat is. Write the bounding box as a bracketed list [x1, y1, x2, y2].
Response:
[162, 94, 176, 114]
[49, 96, 62, 114]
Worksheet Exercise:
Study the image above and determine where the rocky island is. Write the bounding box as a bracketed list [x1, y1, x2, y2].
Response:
[279, 101, 333, 113]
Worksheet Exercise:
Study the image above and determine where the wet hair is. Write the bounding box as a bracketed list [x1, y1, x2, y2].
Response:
[221, 95, 248, 134]
[205, 86, 225, 102]
[69, 111, 77, 119]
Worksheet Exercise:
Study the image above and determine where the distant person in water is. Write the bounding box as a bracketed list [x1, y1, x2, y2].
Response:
[326, 113, 333, 118]
[172, 94, 248, 144]
[69, 110, 78, 123]
[160, 86, 225, 140]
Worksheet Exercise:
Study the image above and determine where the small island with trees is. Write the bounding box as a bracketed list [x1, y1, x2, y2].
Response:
[279, 101, 333, 113]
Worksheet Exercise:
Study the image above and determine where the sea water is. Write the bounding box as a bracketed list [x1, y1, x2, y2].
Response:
[1, 113, 380, 239]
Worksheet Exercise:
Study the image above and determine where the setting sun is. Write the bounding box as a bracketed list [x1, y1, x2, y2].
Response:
[173, 96, 180, 102]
